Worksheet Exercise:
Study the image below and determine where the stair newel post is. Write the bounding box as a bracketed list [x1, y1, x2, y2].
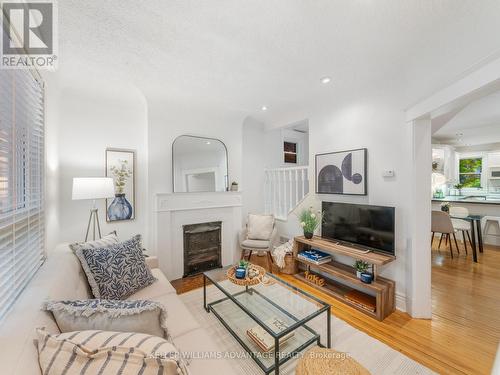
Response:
[295, 169, 299, 206]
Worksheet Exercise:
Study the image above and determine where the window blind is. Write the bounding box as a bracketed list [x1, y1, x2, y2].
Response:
[0, 69, 45, 321]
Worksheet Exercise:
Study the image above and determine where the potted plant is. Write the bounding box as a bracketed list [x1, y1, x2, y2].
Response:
[440, 202, 450, 213]
[354, 260, 369, 279]
[230, 181, 239, 191]
[454, 183, 463, 196]
[299, 207, 322, 239]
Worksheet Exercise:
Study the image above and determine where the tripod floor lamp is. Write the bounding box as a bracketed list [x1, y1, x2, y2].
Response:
[72, 177, 115, 242]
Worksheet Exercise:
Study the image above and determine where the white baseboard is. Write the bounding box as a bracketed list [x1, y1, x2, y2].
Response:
[395, 292, 407, 312]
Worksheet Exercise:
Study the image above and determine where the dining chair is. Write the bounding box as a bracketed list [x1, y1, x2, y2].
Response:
[449, 206, 472, 255]
[431, 210, 458, 259]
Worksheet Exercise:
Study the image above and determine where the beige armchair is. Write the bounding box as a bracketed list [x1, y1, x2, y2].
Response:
[239, 214, 279, 273]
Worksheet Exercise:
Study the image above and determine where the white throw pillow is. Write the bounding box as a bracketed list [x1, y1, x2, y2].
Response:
[43, 299, 168, 338]
[69, 231, 119, 253]
[247, 214, 274, 240]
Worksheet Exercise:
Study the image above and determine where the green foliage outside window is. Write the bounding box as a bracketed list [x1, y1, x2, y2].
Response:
[459, 158, 482, 188]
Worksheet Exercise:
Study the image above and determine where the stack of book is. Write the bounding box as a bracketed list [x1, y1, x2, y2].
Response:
[297, 249, 332, 265]
[246, 318, 294, 352]
[344, 290, 376, 313]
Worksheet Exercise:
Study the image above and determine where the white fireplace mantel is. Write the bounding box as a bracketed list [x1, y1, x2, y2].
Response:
[155, 191, 243, 212]
[153, 192, 242, 280]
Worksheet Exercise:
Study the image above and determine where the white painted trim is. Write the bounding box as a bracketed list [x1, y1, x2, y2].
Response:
[395, 292, 407, 313]
[406, 56, 500, 121]
[406, 119, 433, 318]
[154, 191, 242, 212]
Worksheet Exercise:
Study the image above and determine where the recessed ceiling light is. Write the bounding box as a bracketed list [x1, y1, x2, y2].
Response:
[320, 76, 332, 84]
[261, 106, 268, 111]
[206, 141, 211, 145]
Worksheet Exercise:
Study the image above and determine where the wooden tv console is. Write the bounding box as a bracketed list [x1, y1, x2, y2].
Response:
[293, 236, 396, 321]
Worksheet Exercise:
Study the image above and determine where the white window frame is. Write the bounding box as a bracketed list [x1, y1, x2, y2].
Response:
[456, 152, 488, 192]
[0, 69, 45, 322]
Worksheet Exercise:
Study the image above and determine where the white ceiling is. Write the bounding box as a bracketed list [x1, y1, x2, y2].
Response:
[432, 90, 500, 147]
[56, 1, 500, 124]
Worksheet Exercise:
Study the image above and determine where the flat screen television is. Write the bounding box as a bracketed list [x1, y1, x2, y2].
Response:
[321, 202, 395, 255]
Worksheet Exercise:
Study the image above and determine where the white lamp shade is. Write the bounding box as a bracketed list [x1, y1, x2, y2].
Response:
[72, 177, 115, 200]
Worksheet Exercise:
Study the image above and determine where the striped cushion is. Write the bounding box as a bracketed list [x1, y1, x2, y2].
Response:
[36, 328, 188, 375]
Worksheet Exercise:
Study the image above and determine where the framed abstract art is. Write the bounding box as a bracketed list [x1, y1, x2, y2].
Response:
[315, 148, 367, 195]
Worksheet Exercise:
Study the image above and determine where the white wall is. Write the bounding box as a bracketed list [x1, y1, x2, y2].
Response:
[241, 118, 310, 220]
[147, 98, 244, 253]
[45, 82, 245, 255]
[44, 76, 149, 251]
[242, 117, 268, 219]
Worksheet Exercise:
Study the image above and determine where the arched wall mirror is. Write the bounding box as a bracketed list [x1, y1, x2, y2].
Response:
[172, 135, 229, 193]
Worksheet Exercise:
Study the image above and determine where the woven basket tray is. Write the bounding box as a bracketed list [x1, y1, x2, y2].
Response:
[227, 264, 266, 286]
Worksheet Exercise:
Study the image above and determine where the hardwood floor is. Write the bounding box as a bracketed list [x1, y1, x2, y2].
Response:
[171, 245, 500, 375]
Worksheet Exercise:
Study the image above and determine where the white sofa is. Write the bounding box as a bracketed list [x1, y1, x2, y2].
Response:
[0, 243, 234, 374]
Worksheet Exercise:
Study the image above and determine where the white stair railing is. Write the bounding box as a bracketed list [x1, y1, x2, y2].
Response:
[265, 166, 309, 220]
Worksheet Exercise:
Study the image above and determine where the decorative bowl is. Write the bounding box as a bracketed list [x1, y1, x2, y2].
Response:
[360, 272, 373, 284]
[227, 264, 266, 286]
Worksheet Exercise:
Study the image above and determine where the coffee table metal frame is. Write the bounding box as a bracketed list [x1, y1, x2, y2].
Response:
[203, 268, 331, 375]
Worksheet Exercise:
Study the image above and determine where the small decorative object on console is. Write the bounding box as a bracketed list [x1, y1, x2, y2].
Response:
[298, 249, 332, 265]
[230, 181, 239, 191]
[360, 272, 373, 284]
[354, 259, 369, 279]
[304, 270, 326, 286]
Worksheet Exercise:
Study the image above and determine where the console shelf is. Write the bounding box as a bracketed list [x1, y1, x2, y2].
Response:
[293, 236, 396, 321]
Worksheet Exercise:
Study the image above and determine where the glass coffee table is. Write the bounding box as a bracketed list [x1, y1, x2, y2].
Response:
[203, 266, 331, 375]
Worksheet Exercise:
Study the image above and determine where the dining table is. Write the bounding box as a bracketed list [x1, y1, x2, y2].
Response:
[449, 214, 484, 263]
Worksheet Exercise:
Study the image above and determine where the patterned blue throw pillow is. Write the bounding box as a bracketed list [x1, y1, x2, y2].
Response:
[75, 234, 156, 300]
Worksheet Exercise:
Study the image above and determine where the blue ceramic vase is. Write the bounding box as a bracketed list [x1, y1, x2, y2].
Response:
[107, 194, 132, 221]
